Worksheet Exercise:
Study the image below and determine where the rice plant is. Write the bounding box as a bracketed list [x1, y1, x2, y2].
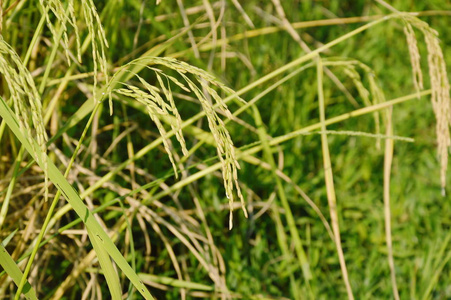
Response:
[0, 0, 450, 299]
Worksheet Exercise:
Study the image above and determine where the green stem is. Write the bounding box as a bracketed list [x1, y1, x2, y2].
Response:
[317, 57, 354, 299]
[38, 15, 67, 94]
[23, 6, 48, 66]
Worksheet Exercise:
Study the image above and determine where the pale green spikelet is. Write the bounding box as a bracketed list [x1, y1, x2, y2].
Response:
[0, 37, 49, 200]
[325, 59, 385, 149]
[402, 15, 451, 194]
[39, 0, 81, 64]
[403, 21, 423, 98]
[343, 65, 371, 106]
[40, 0, 108, 99]
[81, 0, 109, 101]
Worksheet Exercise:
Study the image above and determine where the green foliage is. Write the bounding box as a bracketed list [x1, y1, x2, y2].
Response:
[0, 0, 451, 299]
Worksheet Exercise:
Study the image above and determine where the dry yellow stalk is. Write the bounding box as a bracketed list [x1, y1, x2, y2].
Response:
[403, 15, 451, 194]
[403, 22, 423, 98]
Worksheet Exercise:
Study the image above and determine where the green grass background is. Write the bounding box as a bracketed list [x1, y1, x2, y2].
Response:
[1, 0, 451, 299]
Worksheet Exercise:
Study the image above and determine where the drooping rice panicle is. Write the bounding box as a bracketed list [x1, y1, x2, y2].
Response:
[0, 37, 48, 199]
[40, 0, 108, 99]
[81, 0, 109, 100]
[108, 57, 248, 227]
[403, 15, 451, 194]
[403, 21, 423, 98]
[39, 0, 81, 63]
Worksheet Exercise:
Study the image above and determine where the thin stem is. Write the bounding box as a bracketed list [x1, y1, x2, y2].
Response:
[317, 57, 354, 299]
[23, 6, 49, 66]
[2, 0, 20, 16]
[39, 13, 67, 94]
[383, 107, 400, 300]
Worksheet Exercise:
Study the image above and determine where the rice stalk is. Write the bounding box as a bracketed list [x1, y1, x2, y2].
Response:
[402, 14, 451, 194]
[107, 57, 248, 228]
[373, 8, 401, 298]
[40, 0, 108, 100]
[320, 58, 385, 148]
[39, 0, 81, 64]
[403, 22, 423, 98]
[80, 0, 109, 100]
[0, 37, 48, 200]
[317, 56, 354, 300]
[383, 106, 400, 300]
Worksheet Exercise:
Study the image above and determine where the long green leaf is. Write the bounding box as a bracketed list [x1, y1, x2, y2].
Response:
[87, 227, 122, 300]
[0, 96, 154, 299]
[0, 244, 37, 300]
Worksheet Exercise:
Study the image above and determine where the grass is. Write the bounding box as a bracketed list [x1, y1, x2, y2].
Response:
[0, 0, 451, 299]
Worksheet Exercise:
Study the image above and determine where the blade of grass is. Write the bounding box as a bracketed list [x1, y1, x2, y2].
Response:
[0, 244, 37, 300]
[138, 273, 213, 291]
[422, 233, 451, 299]
[14, 102, 101, 299]
[87, 226, 122, 300]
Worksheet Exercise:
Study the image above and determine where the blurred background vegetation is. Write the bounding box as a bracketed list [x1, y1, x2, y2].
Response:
[1, 0, 451, 299]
